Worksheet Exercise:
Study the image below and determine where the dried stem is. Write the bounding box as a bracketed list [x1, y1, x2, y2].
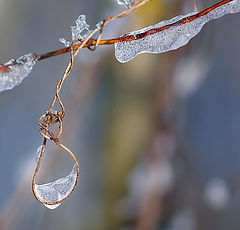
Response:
[32, 0, 152, 207]
[30, 0, 234, 207]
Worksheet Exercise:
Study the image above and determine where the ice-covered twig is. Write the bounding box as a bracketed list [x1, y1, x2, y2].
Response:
[0, 0, 237, 66]
[36, 0, 238, 62]
[4, 0, 232, 209]
[115, 0, 240, 62]
[0, 53, 38, 92]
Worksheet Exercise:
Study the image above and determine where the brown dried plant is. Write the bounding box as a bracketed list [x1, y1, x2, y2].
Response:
[31, 0, 236, 207]
[32, 0, 152, 207]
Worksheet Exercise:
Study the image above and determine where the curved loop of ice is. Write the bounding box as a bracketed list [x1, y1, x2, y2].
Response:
[35, 164, 78, 209]
[115, 0, 240, 63]
[0, 53, 38, 92]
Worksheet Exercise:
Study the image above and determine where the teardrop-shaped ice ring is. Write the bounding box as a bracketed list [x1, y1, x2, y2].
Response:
[34, 164, 78, 209]
[32, 141, 79, 209]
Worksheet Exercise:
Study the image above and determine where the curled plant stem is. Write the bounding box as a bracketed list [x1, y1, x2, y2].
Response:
[32, 137, 80, 206]
[32, 0, 152, 207]
[32, 0, 235, 207]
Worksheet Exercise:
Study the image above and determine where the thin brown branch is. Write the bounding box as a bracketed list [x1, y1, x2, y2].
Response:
[37, 0, 233, 61]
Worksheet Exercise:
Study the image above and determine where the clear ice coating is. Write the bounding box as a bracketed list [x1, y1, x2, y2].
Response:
[115, 0, 240, 63]
[35, 145, 43, 164]
[0, 53, 38, 92]
[59, 15, 92, 47]
[114, 0, 135, 8]
[35, 164, 78, 209]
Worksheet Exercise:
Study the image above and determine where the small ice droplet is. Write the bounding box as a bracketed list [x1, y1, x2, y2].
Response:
[59, 38, 71, 47]
[114, 0, 135, 8]
[35, 145, 43, 164]
[59, 15, 92, 47]
[35, 164, 78, 209]
[96, 21, 103, 29]
[45, 110, 58, 115]
[0, 53, 38, 92]
[115, 0, 240, 63]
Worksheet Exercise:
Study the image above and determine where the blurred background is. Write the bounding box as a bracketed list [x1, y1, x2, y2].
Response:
[1, 0, 240, 229]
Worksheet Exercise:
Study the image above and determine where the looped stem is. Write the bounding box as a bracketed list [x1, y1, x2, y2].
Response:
[32, 0, 152, 207]
[39, 112, 63, 140]
[32, 139, 80, 206]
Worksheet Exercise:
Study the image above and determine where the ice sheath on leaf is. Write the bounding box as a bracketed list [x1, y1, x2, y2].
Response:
[115, 0, 240, 63]
[0, 53, 38, 92]
[34, 164, 78, 209]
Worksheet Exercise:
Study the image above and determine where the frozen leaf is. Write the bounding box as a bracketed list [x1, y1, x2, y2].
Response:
[59, 15, 92, 47]
[35, 164, 78, 209]
[114, 0, 135, 8]
[0, 53, 38, 92]
[115, 0, 240, 63]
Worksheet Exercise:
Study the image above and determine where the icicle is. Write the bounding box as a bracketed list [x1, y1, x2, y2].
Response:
[0, 53, 38, 92]
[34, 164, 78, 209]
[59, 15, 92, 47]
[114, 0, 135, 8]
[115, 0, 240, 63]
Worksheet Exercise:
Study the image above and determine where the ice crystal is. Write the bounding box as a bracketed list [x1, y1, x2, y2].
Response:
[114, 0, 135, 8]
[96, 21, 103, 29]
[115, 0, 240, 63]
[0, 53, 38, 92]
[35, 164, 78, 209]
[59, 15, 92, 47]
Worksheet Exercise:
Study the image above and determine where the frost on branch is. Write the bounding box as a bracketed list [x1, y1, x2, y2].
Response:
[0, 53, 38, 92]
[115, 0, 240, 63]
[59, 15, 92, 47]
[34, 164, 78, 209]
[114, 0, 135, 8]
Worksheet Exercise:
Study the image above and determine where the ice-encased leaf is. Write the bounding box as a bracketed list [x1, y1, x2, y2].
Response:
[59, 15, 92, 47]
[115, 0, 240, 63]
[114, 0, 135, 8]
[0, 53, 38, 92]
[35, 164, 78, 209]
